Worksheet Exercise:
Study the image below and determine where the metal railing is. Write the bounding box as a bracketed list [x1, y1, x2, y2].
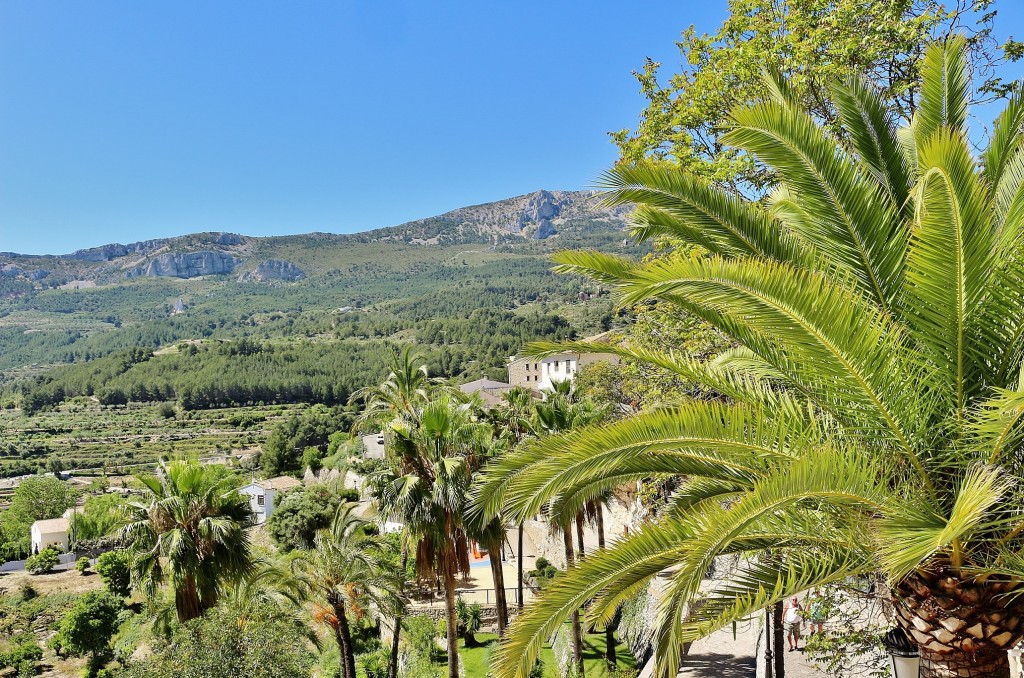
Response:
[411, 586, 533, 608]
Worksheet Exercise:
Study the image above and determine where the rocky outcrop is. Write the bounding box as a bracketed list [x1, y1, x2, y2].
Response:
[533, 220, 558, 239]
[214, 232, 243, 246]
[519, 190, 561, 239]
[128, 251, 237, 278]
[239, 259, 306, 282]
[69, 239, 166, 262]
[0, 265, 49, 280]
[519, 190, 560, 227]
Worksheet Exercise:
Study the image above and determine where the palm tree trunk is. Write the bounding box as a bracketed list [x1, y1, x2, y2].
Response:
[332, 597, 357, 678]
[388, 546, 409, 678]
[596, 504, 615, 667]
[894, 569, 1024, 678]
[919, 651, 1010, 678]
[772, 600, 785, 678]
[563, 523, 585, 677]
[444, 569, 460, 678]
[488, 539, 509, 634]
[575, 511, 586, 559]
[517, 524, 525, 611]
[175, 576, 202, 623]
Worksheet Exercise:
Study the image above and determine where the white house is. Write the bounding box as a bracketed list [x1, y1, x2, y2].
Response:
[30, 517, 69, 554]
[239, 476, 302, 524]
[507, 351, 619, 392]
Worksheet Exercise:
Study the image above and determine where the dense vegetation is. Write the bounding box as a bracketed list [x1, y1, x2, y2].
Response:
[11, 308, 583, 413]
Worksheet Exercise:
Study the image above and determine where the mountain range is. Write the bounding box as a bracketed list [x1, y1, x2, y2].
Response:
[0, 189, 637, 383]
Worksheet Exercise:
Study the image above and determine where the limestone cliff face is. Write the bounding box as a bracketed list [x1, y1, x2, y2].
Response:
[0, 264, 49, 280]
[69, 239, 166, 262]
[518, 190, 561, 239]
[368, 188, 626, 244]
[69, 232, 243, 262]
[128, 251, 238, 278]
[239, 259, 306, 282]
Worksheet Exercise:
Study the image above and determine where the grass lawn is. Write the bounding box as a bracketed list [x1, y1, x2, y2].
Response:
[457, 629, 637, 677]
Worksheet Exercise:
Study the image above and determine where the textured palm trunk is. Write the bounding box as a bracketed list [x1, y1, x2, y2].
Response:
[388, 546, 409, 678]
[563, 523, 585, 677]
[444, 569, 460, 678]
[331, 596, 357, 678]
[893, 569, 1024, 678]
[488, 540, 509, 634]
[772, 600, 785, 678]
[576, 511, 586, 559]
[596, 504, 616, 666]
[175, 576, 202, 623]
[517, 524, 525, 611]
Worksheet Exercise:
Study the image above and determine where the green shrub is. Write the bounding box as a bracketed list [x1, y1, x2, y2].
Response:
[25, 547, 60, 574]
[76, 557, 91, 574]
[18, 582, 37, 601]
[0, 635, 43, 671]
[356, 648, 390, 678]
[95, 550, 131, 598]
[534, 557, 549, 570]
[455, 598, 482, 646]
[403, 615, 439, 662]
[52, 590, 124, 668]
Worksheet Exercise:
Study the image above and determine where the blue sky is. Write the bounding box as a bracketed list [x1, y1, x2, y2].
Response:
[0, 2, 1021, 255]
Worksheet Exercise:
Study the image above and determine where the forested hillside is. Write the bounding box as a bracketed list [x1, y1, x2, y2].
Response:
[0, 189, 633, 419]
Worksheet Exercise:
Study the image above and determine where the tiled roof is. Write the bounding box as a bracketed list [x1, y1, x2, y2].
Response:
[261, 476, 302, 491]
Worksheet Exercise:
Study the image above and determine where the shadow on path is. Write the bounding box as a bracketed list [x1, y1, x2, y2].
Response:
[678, 651, 756, 678]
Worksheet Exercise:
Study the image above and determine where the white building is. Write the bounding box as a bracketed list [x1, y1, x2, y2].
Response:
[30, 517, 70, 554]
[239, 476, 302, 524]
[507, 352, 619, 392]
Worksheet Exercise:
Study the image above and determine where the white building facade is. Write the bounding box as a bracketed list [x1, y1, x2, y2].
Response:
[239, 476, 302, 524]
[30, 518, 69, 554]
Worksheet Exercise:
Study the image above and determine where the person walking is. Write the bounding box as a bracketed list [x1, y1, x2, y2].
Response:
[783, 596, 804, 651]
[808, 589, 827, 636]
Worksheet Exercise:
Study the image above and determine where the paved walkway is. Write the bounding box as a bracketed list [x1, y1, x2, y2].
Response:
[634, 616, 823, 678]
[677, 619, 759, 678]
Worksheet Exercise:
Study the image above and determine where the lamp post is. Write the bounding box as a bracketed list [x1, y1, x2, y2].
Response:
[883, 627, 920, 678]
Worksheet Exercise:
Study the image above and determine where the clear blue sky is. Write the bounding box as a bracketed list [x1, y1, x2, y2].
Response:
[0, 2, 1021, 255]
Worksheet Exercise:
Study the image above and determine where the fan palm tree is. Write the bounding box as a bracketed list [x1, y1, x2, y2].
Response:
[289, 503, 402, 678]
[532, 380, 608, 676]
[351, 346, 435, 678]
[493, 386, 540, 613]
[121, 460, 254, 623]
[371, 395, 487, 678]
[351, 345, 436, 429]
[476, 37, 1024, 678]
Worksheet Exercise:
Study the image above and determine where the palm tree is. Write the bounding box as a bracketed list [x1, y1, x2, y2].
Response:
[372, 395, 486, 678]
[351, 346, 434, 678]
[532, 381, 607, 677]
[493, 386, 539, 613]
[121, 460, 254, 623]
[289, 503, 401, 678]
[351, 345, 435, 429]
[477, 37, 1024, 678]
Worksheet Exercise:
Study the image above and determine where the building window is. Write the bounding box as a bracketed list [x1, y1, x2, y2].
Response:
[554, 361, 560, 369]
[525, 375, 530, 382]
[257, 495, 265, 506]
[525, 364, 530, 371]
